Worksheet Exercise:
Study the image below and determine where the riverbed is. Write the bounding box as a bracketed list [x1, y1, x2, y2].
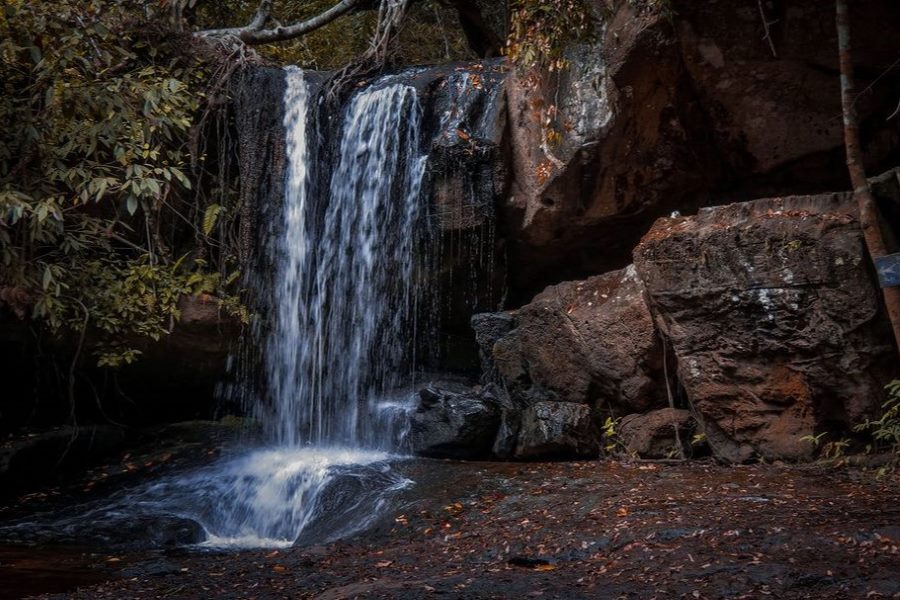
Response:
[2, 459, 898, 599]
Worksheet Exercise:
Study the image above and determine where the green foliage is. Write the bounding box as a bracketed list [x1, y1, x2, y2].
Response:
[800, 432, 851, 464]
[506, 0, 594, 72]
[0, 0, 245, 366]
[854, 380, 900, 453]
[601, 415, 624, 455]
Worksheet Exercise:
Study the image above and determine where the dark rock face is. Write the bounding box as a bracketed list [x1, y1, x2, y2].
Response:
[514, 402, 599, 460]
[412, 62, 509, 371]
[0, 426, 126, 497]
[618, 409, 695, 459]
[470, 312, 515, 380]
[634, 195, 893, 462]
[417, 62, 508, 234]
[502, 0, 900, 296]
[408, 385, 601, 461]
[408, 386, 501, 459]
[488, 266, 664, 414]
[673, 0, 900, 178]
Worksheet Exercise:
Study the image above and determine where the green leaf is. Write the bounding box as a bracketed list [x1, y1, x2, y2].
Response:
[126, 196, 138, 215]
[202, 204, 222, 236]
[170, 167, 191, 190]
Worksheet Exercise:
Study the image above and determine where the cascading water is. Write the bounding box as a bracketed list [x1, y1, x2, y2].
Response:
[262, 69, 426, 449]
[1, 67, 432, 549]
[173, 68, 430, 546]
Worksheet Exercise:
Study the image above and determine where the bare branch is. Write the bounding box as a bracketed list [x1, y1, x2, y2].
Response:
[197, 0, 365, 45]
[248, 0, 274, 30]
[325, 0, 414, 101]
[888, 97, 900, 121]
[757, 0, 778, 58]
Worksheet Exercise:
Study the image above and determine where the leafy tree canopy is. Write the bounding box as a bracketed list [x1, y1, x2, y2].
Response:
[0, 0, 244, 366]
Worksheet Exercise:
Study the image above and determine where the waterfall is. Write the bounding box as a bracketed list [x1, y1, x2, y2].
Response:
[1, 69, 429, 550]
[1, 65, 497, 551]
[261, 71, 426, 448]
[184, 69, 429, 546]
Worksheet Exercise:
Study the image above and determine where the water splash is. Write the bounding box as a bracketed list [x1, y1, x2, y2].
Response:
[0, 448, 408, 550]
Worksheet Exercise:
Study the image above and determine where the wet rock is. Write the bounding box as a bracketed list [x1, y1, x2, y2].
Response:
[470, 312, 515, 379]
[121, 559, 184, 578]
[508, 555, 555, 569]
[94, 515, 204, 549]
[634, 194, 893, 462]
[514, 402, 599, 460]
[421, 61, 508, 233]
[409, 387, 501, 459]
[491, 266, 664, 413]
[488, 386, 520, 459]
[618, 409, 695, 459]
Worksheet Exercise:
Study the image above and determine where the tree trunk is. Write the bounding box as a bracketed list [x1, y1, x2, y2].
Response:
[444, 0, 502, 57]
[836, 0, 900, 358]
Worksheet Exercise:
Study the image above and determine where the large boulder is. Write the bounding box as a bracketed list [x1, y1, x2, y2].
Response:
[514, 402, 599, 460]
[488, 266, 664, 414]
[408, 386, 501, 459]
[633, 194, 894, 462]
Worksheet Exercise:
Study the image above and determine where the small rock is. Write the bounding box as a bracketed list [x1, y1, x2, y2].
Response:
[409, 387, 501, 459]
[514, 402, 599, 460]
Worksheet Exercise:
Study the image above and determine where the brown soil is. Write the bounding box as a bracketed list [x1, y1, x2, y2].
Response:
[6, 460, 900, 600]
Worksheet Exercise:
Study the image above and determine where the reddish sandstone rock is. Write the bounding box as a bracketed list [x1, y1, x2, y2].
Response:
[501, 0, 900, 294]
[634, 194, 893, 462]
[490, 265, 664, 414]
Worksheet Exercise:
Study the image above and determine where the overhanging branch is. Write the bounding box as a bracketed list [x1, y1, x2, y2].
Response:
[197, 0, 367, 45]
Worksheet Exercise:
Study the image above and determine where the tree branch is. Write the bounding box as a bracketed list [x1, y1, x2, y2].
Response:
[197, 0, 367, 45]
